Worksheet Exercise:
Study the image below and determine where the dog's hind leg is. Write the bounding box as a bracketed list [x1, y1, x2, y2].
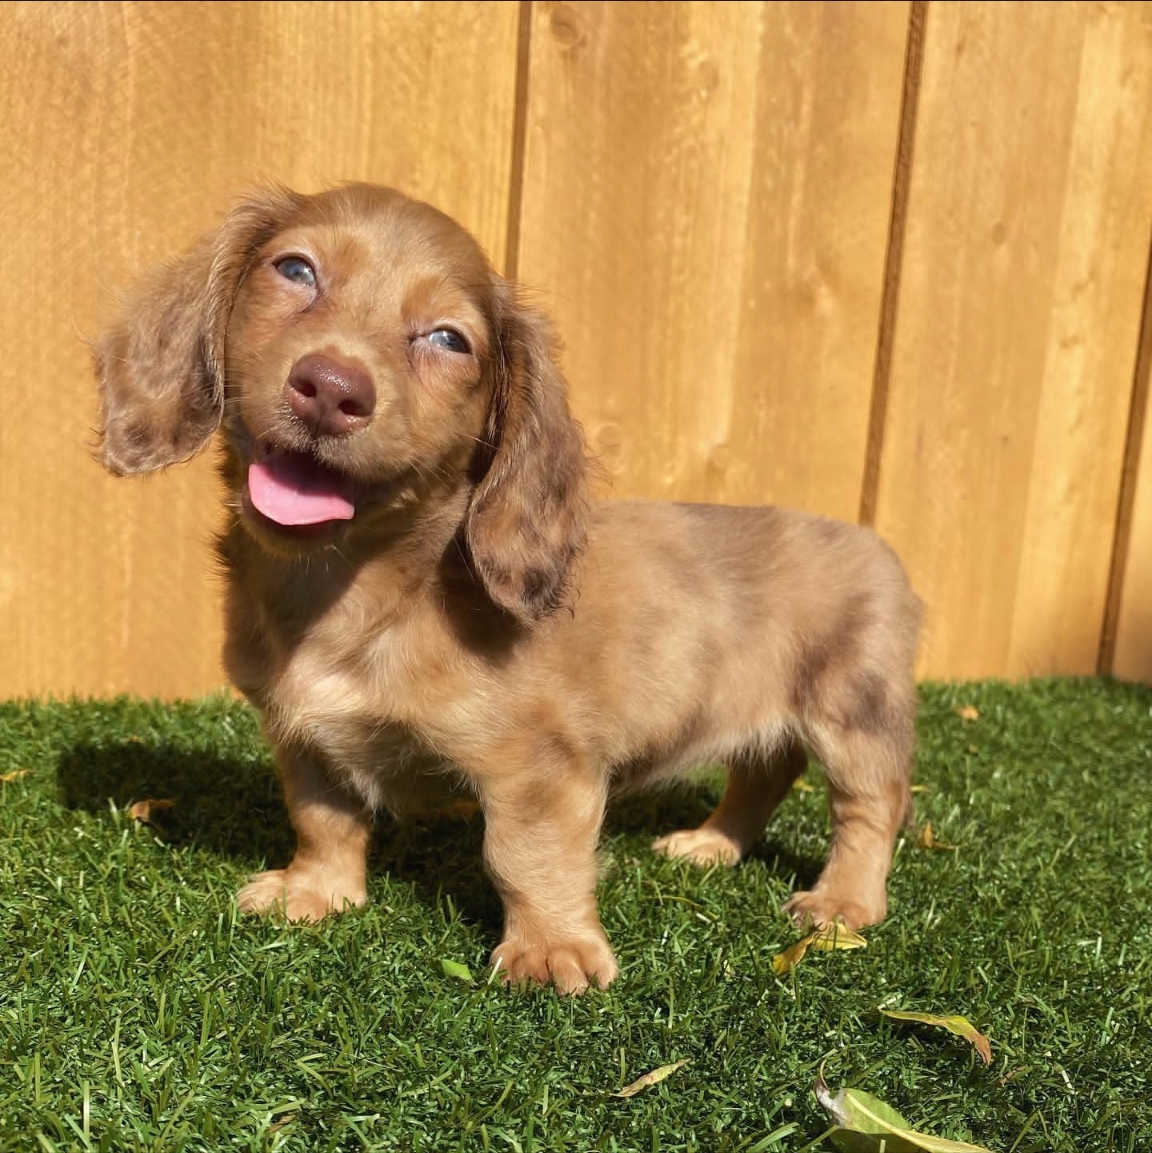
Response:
[653, 738, 807, 867]
[784, 717, 912, 931]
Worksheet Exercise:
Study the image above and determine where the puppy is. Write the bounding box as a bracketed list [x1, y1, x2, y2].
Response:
[95, 184, 921, 992]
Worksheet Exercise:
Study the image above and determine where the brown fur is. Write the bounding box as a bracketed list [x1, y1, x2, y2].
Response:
[95, 184, 922, 993]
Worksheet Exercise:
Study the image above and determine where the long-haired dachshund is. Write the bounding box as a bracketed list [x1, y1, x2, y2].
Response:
[95, 184, 921, 992]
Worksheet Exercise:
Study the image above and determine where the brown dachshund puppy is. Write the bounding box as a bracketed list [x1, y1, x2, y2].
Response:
[95, 184, 920, 993]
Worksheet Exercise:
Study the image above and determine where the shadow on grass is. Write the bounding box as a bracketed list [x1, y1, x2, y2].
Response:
[56, 742, 294, 861]
[54, 739, 501, 927]
[604, 780, 824, 889]
[55, 739, 823, 932]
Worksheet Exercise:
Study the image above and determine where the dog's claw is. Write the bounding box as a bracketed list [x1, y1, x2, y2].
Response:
[783, 888, 884, 932]
[236, 868, 366, 922]
[491, 936, 619, 994]
[652, 827, 742, 867]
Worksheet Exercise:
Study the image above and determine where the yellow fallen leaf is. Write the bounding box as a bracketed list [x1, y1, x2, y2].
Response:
[910, 784, 930, 794]
[816, 1070, 993, 1152]
[773, 938, 811, 976]
[0, 769, 32, 783]
[129, 798, 175, 826]
[955, 705, 979, 722]
[791, 777, 815, 793]
[917, 822, 958, 851]
[773, 921, 867, 976]
[808, 921, 868, 952]
[880, 1009, 992, 1065]
[611, 1059, 689, 1099]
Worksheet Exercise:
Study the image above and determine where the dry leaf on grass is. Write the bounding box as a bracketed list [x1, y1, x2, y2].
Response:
[791, 777, 815, 793]
[916, 823, 958, 851]
[128, 799, 175, 826]
[440, 958, 473, 982]
[0, 769, 32, 784]
[773, 921, 867, 976]
[910, 784, 930, 794]
[611, 1060, 690, 1099]
[880, 1009, 992, 1065]
[955, 706, 980, 722]
[815, 1070, 993, 1152]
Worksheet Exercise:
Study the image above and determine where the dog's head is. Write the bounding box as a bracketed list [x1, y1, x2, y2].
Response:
[95, 184, 588, 622]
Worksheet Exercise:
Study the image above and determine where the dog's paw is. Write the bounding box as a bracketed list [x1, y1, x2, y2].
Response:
[652, 827, 742, 867]
[236, 868, 366, 923]
[783, 887, 885, 932]
[491, 935, 619, 994]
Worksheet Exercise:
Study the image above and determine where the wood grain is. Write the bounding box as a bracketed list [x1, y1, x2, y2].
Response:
[3, 0, 1149, 696]
[0, 1, 519, 697]
[872, 1, 1152, 678]
[515, 1, 909, 518]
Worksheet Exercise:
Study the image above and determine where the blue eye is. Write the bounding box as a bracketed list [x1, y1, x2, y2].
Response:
[274, 257, 317, 288]
[427, 328, 470, 354]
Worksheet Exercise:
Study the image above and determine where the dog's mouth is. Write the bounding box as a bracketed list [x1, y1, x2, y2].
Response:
[246, 446, 356, 529]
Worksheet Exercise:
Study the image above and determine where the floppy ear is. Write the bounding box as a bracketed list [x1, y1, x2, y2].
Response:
[465, 296, 590, 623]
[94, 188, 303, 476]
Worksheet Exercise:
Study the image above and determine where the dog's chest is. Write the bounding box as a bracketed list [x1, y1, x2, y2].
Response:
[264, 622, 464, 814]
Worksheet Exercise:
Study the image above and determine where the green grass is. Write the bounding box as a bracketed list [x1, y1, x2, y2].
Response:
[0, 680, 1149, 1152]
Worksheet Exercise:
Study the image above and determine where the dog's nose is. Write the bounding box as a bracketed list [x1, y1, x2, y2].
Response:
[285, 354, 376, 436]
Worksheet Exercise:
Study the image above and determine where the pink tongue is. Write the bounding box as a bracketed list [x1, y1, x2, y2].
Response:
[248, 451, 355, 526]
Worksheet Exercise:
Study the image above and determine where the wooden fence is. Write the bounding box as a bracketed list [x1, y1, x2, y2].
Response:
[2, 0, 1150, 697]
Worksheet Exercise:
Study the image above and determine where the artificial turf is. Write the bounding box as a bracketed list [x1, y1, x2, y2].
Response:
[0, 679, 1149, 1152]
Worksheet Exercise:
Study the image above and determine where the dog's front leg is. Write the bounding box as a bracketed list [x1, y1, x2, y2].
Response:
[479, 761, 617, 993]
[237, 744, 372, 922]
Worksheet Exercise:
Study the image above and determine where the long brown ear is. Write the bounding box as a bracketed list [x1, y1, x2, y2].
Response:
[465, 296, 590, 623]
[94, 188, 303, 476]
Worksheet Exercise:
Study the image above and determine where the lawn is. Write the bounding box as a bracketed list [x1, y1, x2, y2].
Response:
[0, 679, 1149, 1152]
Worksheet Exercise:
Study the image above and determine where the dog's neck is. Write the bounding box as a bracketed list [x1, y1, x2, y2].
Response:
[217, 481, 479, 640]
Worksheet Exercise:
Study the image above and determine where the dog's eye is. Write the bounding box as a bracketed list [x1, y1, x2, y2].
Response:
[274, 257, 317, 288]
[427, 328, 470, 354]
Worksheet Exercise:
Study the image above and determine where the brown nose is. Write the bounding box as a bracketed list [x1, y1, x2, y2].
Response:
[285, 354, 376, 437]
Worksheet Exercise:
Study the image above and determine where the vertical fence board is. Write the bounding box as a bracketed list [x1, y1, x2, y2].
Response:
[1112, 274, 1152, 681]
[1113, 445, 1152, 682]
[873, 1, 1152, 678]
[516, 1, 909, 518]
[0, 0, 520, 697]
